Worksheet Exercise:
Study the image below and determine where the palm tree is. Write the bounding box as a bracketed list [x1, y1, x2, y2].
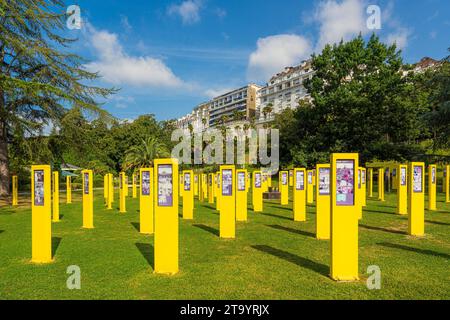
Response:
[262, 103, 274, 120]
[123, 136, 170, 171]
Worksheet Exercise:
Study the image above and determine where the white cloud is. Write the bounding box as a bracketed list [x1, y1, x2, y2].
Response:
[385, 28, 410, 50]
[168, 1, 202, 25]
[247, 34, 312, 82]
[314, 0, 368, 51]
[84, 26, 184, 88]
[120, 15, 132, 32]
[215, 8, 227, 19]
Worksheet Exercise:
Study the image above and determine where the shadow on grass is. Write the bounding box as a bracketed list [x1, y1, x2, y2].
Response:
[135, 243, 154, 269]
[359, 224, 406, 235]
[193, 224, 219, 237]
[251, 245, 328, 277]
[0, 230, 4, 234]
[131, 222, 140, 232]
[266, 204, 292, 212]
[52, 237, 62, 259]
[363, 208, 396, 215]
[377, 242, 450, 260]
[425, 220, 450, 227]
[259, 212, 292, 221]
[0, 209, 14, 215]
[266, 224, 315, 238]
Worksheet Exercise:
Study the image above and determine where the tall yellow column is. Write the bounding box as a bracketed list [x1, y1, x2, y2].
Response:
[378, 168, 385, 201]
[315, 165, 330, 239]
[52, 171, 60, 222]
[103, 174, 108, 205]
[108, 173, 114, 207]
[267, 174, 272, 188]
[368, 168, 373, 198]
[194, 174, 199, 197]
[140, 168, 154, 234]
[361, 168, 367, 207]
[428, 165, 437, 211]
[236, 169, 248, 221]
[12, 175, 18, 206]
[306, 170, 314, 204]
[252, 171, 263, 212]
[279, 171, 289, 205]
[293, 168, 306, 222]
[330, 153, 359, 281]
[397, 164, 407, 215]
[154, 158, 179, 275]
[220, 165, 236, 239]
[408, 162, 425, 236]
[208, 173, 214, 204]
[215, 172, 221, 211]
[66, 176, 72, 204]
[132, 173, 137, 199]
[119, 172, 126, 213]
[82, 170, 94, 229]
[356, 168, 362, 220]
[31, 165, 52, 263]
[199, 174, 205, 202]
[179, 174, 183, 198]
[446, 165, 450, 203]
[182, 170, 194, 219]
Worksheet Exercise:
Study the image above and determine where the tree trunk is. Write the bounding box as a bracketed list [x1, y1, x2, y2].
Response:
[0, 88, 9, 197]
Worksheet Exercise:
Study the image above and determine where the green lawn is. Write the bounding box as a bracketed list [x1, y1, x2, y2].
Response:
[0, 188, 449, 300]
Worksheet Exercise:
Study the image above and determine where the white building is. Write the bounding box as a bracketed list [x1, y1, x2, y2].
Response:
[256, 60, 314, 123]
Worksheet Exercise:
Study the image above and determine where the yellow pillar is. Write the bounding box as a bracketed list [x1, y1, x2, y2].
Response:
[132, 173, 137, 199]
[119, 172, 126, 213]
[252, 171, 263, 212]
[356, 168, 362, 220]
[306, 170, 314, 204]
[315, 165, 330, 239]
[108, 173, 114, 208]
[293, 168, 306, 222]
[446, 165, 450, 203]
[368, 168, 373, 198]
[208, 173, 214, 204]
[199, 174, 204, 202]
[139, 168, 154, 234]
[312, 169, 316, 187]
[288, 170, 294, 187]
[179, 174, 183, 198]
[215, 172, 221, 211]
[154, 158, 179, 275]
[330, 153, 359, 281]
[408, 162, 425, 236]
[220, 165, 236, 239]
[103, 174, 108, 205]
[378, 168, 385, 201]
[52, 171, 60, 222]
[428, 165, 437, 211]
[361, 168, 367, 207]
[66, 176, 72, 204]
[279, 171, 289, 205]
[182, 170, 194, 219]
[236, 169, 248, 222]
[31, 165, 52, 263]
[397, 164, 407, 215]
[82, 170, 94, 229]
[12, 175, 18, 206]
[194, 174, 199, 197]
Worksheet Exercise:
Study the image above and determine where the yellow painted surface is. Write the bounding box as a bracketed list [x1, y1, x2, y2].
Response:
[215, 172, 221, 211]
[182, 170, 194, 219]
[279, 171, 289, 205]
[356, 168, 362, 220]
[194, 174, 199, 197]
[140, 168, 154, 234]
[108, 174, 114, 209]
[361, 168, 367, 207]
[397, 164, 407, 215]
[31, 165, 52, 263]
[330, 153, 359, 281]
[208, 173, 214, 204]
[307, 170, 314, 204]
[52, 171, 60, 222]
[124, 175, 129, 197]
[220, 165, 236, 239]
[408, 162, 425, 236]
[236, 169, 248, 222]
[154, 159, 179, 274]
[446, 165, 450, 203]
[119, 172, 126, 213]
[12, 175, 18, 206]
[293, 168, 306, 222]
[288, 170, 294, 187]
[252, 171, 263, 212]
[132, 173, 137, 199]
[368, 168, 373, 198]
[378, 168, 385, 201]
[315, 165, 330, 239]
[199, 174, 204, 202]
[428, 165, 437, 211]
[103, 175, 108, 203]
[82, 170, 94, 229]
[66, 176, 72, 204]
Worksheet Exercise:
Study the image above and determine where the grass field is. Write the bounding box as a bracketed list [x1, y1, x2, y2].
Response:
[0, 188, 449, 300]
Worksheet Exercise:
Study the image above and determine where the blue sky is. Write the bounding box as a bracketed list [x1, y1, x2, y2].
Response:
[66, 0, 450, 121]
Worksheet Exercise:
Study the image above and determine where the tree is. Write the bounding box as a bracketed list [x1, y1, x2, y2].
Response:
[262, 103, 274, 120]
[0, 0, 116, 195]
[123, 136, 170, 172]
